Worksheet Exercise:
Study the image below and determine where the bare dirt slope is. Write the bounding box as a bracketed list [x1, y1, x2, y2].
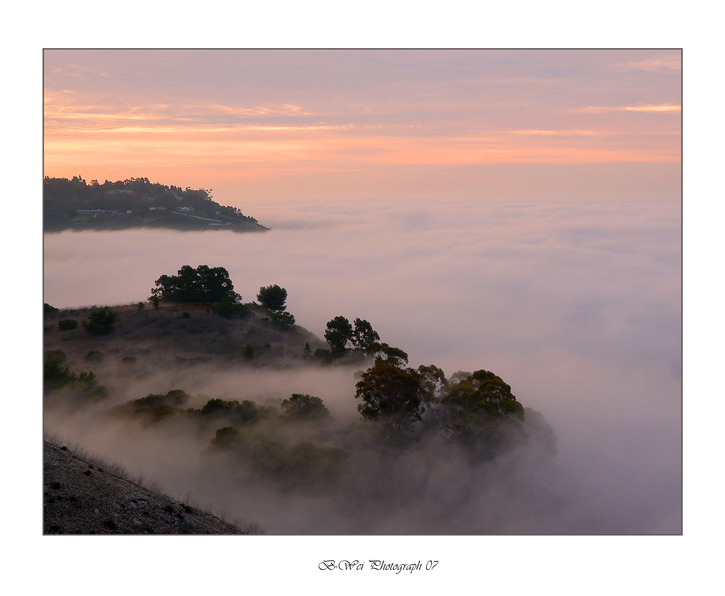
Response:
[44, 439, 255, 534]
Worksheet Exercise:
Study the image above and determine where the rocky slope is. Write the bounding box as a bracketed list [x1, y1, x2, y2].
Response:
[44, 439, 257, 534]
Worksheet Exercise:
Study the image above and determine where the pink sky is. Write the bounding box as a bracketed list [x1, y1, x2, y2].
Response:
[43, 49, 681, 206]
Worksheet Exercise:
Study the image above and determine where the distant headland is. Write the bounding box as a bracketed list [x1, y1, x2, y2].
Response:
[43, 176, 268, 233]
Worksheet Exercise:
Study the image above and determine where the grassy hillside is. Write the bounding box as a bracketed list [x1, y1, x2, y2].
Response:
[44, 301, 324, 370]
[44, 438, 260, 534]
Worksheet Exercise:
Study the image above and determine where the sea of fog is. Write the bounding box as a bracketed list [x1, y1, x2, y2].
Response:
[43, 196, 681, 533]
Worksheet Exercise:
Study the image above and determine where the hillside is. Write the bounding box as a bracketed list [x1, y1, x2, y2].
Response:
[44, 439, 257, 534]
[43, 301, 325, 371]
[43, 176, 268, 233]
[42, 280, 562, 534]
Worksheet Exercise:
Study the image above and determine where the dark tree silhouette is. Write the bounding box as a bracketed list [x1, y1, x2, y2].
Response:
[150, 265, 239, 304]
[257, 284, 288, 311]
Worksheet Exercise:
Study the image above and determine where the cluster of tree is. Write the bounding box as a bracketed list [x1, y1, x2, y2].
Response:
[150, 265, 240, 305]
[104, 389, 343, 490]
[43, 176, 261, 231]
[312, 316, 380, 362]
[354, 342, 527, 458]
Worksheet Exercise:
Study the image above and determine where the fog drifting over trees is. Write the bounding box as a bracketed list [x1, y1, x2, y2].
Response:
[43, 194, 681, 533]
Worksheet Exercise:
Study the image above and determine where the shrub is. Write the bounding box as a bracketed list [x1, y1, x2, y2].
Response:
[44, 357, 76, 391]
[269, 311, 295, 330]
[58, 319, 78, 331]
[44, 349, 67, 364]
[107, 390, 191, 423]
[137, 302, 145, 311]
[44, 303, 59, 317]
[210, 298, 250, 319]
[238, 434, 348, 490]
[121, 356, 137, 365]
[243, 344, 255, 360]
[200, 398, 272, 425]
[84, 350, 104, 363]
[210, 426, 241, 450]
[44, 352, 109, 400]
[182, 311, 191, 319]
[82, 308, 117, 336]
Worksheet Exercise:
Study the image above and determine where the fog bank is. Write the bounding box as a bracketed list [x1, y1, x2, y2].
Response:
[44, 195, 681, 533]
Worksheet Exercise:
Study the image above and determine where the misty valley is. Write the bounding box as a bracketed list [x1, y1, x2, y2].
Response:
[43, 264, 577, 534]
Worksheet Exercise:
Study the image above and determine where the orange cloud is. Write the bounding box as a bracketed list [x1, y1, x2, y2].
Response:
[570, 104, 681, 114]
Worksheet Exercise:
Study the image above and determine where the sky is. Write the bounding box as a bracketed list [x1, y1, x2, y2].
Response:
[43, 49, 681, 206]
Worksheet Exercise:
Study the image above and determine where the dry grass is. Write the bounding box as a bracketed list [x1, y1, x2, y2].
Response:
[43, 431, 262, 533]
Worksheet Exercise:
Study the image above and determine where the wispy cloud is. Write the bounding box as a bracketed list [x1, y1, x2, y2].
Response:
[569, 104, 681, 114]
[507, 130, 598, 136]
[623, 56, 681, 73]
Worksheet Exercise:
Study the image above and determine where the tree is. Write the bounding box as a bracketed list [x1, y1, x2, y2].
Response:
[324, 316, 353, 354]
[281, 394, 331, 421]
[351, 318, 380, 350]
[354, 345, 425, 436]
[441, 370, 526, 459]
[416, 364, 449, 430]
[324, 317, 379, 355]
[82, 308, 117, 336]
[363, 342, 409, 367]
[150, 265, 239, 304]
[257, 284, 287, 311]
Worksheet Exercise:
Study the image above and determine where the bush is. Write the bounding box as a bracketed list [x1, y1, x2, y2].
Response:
[269, 311, 295, 330]
[44, 349, 67, 364]
[107, 390, 191, 423]
[210, 299, 250, 319]
[44, 303, 59, 317]
[210, 426, 241, 450]
[199, 398, 272, 425]
[58, 319, 78, 331]
[82, 308, 117, 336]
[121, 356, 138, 365]
[243, 344, 255, 360]
[84, 350, 104, 363]
[43, 353, 108, 401]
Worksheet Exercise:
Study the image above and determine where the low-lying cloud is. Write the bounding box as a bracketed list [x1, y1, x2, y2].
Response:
[43, 195, 681, 533]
